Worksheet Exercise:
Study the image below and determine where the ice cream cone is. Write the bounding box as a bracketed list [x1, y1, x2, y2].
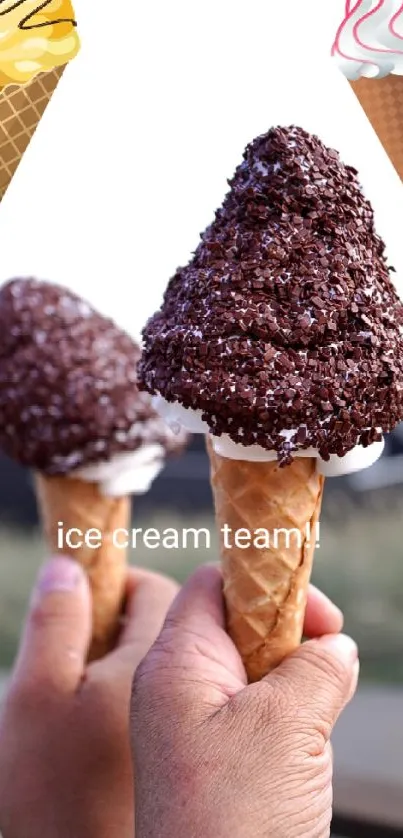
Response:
[349, 75, 403, 181]
[0, 66, 64, 199]
[35, 473, 130, 661]
[207, 441, 324, 682]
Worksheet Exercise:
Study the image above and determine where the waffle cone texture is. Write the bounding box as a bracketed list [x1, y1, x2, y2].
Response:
[350, 75, 403, 181]
[208, 444, 324, 681]
[0, 66, 64, 198]
[35, 474, 130, 661]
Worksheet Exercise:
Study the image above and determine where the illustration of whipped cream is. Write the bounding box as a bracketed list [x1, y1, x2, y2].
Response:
[333, 0, 403, 79]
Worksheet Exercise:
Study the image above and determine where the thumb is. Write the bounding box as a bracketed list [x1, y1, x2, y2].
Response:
[266, 633, 359, 736]
[11, 556, 92, 696]
[133, 565, 246, 713]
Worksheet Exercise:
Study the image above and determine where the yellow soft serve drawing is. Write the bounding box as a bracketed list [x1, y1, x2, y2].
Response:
[0, 0, 80, 88]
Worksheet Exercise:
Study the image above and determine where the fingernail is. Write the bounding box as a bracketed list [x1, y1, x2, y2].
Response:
[316, 633, 358, 664]
[347, 659, 360, 702]
[330, 603, 344, 624]
[36, 556, 83, 596]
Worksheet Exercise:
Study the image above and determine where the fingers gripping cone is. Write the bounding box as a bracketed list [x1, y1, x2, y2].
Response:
[0, 277, 189, 661]
[349, 75, 403, 181]
[207, 440, 324, 682]
[139, 125, 403, 678]
[0, 66, 64, 199]
[35, 474, 130, 661]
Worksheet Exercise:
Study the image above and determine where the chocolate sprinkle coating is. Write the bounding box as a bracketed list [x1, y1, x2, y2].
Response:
[139, 125, 403, 465]
[0, 278, 187, 474]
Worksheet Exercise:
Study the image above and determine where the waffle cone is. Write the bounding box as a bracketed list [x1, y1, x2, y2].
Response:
[0, 66, 64, 199]
[350, 75, 403, 180]
[208, 443, 324, 681]
[35, 473, 130, 661]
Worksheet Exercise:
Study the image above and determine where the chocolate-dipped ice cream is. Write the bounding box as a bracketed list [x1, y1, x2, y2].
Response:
[138, 125, 403, 681]
[139, 125, 403, 466]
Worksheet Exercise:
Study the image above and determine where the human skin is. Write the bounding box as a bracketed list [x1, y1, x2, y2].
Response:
[131, 566, 359, 838]
[0, 558, 356, 838]
[0, 556, 179, 838]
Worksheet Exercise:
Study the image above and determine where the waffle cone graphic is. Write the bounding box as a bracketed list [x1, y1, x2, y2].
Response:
[35, 474, 130, 661]
[350, 75, 403, 181]
[208, 442, 324, 682]
[0, 66, 64, 199]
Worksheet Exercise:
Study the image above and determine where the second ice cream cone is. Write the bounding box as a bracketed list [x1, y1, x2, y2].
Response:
[208, 443, 324, 682]
[350, 75, 403, 180]
[0, 278, 189, 659]
[35, 473, 130, 661]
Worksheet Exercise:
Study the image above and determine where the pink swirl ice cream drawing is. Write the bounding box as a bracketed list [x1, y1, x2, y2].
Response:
[333, 0, 403, 79]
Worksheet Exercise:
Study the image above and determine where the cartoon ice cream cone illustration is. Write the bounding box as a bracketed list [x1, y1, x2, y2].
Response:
[333, 0, 403, 179]
[350, 75, 403, 180]
[0, 66, 64, 197]
[0, 0, 80, 197]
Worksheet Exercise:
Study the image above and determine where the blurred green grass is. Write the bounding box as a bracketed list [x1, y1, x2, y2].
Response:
[1, 490, 403, 681]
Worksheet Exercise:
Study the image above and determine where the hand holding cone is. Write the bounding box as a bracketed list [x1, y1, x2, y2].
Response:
[0, 278, 188, 659]
[139, 125, 403, 679]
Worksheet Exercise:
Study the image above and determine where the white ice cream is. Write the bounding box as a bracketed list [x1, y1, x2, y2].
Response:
[153, 395, 384, 478]
[73, 445, 166, 497]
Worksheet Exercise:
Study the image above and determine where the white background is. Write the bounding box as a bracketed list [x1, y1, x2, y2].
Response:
[0, 0, 402, 339]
